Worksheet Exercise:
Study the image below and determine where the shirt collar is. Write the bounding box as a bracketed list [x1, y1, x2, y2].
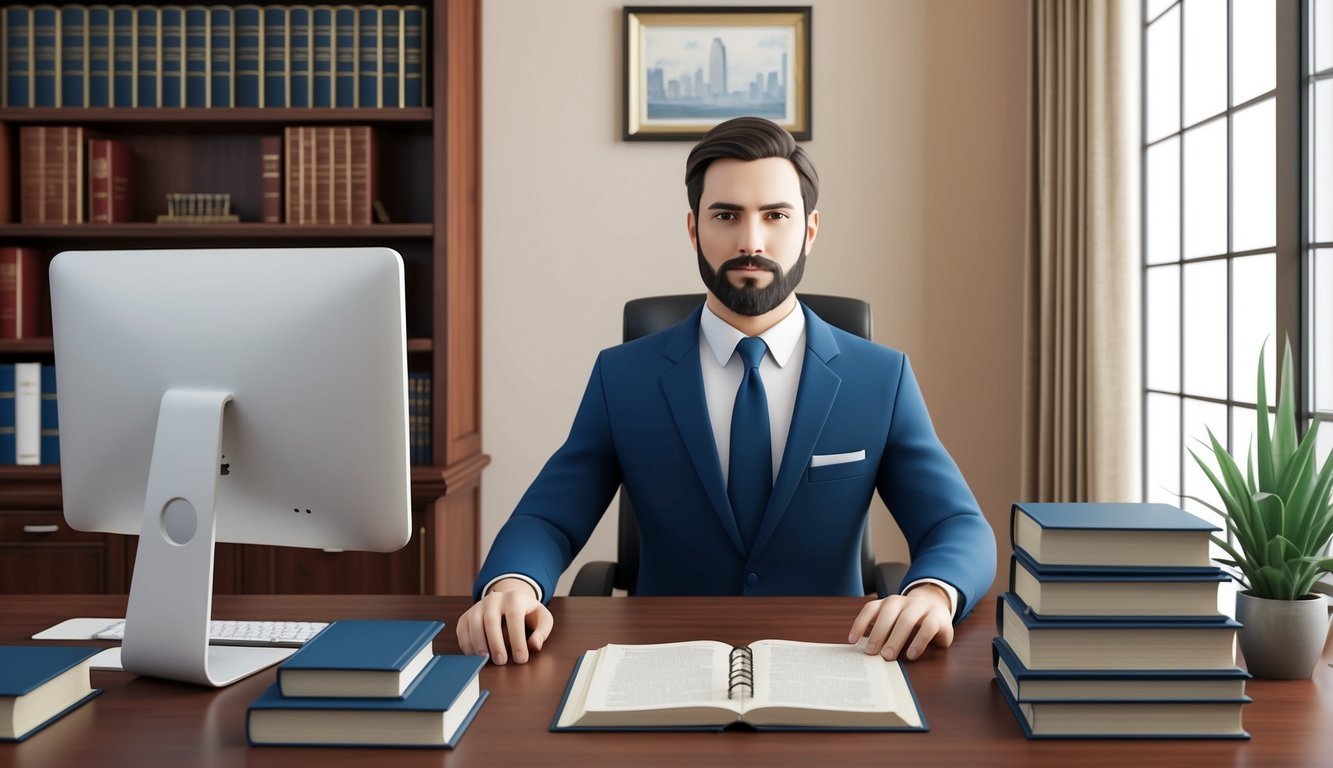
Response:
[700, 300, 806, 369]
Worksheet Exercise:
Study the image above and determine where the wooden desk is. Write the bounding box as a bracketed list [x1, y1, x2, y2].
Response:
[2, 594, 1330, 767]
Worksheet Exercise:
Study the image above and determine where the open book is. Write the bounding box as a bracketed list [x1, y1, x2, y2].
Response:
[552, 639, 926, 732]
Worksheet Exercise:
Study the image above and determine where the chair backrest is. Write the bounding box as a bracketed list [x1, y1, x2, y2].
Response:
[614, 294, 878, 594]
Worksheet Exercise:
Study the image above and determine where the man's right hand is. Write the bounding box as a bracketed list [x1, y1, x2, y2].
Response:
[456, 578, 554, 665]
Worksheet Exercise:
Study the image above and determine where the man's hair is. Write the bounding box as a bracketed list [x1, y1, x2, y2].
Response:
[684, 117, 819, 219]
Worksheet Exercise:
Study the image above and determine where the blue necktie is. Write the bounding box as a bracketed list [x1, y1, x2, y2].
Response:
[729, 337, 772, 551]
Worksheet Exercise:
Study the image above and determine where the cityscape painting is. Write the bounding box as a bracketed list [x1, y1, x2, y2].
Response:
[624, 7, 812, 141]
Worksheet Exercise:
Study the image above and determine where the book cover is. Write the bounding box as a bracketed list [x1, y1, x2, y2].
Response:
[0, 365, 14, 464]
[0, 645, 103, 743]
[135, 6, 159, 107]
[403, 5, 425, 107]
[234, 5, 262, 107]
[209, 6, 232, 108]
[1011, 501, 1219, 569]
[349, 125, 377, 224]
[333, 125, 349, 223]
[357, 6, 379, 108]
[39, 365, 57, 465]
[283, 126, 300, 224]
[0, 247, 43, 339]
[61, 126, 87, 223]
[1009, 549, 1230, 618]
[313, 126, 331, 223]
[311, 5, 333, 107]
[333, 5, 357, 107]
[248, 655, 488, 748]
[110, 4, 135, 107]
[60, 5, 89, 107]
[15, 362, 41, 465]
[301, 126, 315, 223]
[87, 5, 111, 107]
[277, 619, 443, 698]
[288, 6, 311, 108]
[260, 135, 282, 223]
[5, 6, 33, 106]
[381, 6, 401, 108]
[183, 5, 208, 108]
[32, 4, 58, 106]
[262, 5, 286, 108]
[45, 125, 65, 220]
[19, 126, 45, 223]
[159, 5, 184, 108]
[89, 137, 133, 223]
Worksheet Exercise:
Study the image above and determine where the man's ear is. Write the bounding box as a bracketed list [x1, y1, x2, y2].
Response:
[686, 209, 698, 249]
[805, 209, 820, 251]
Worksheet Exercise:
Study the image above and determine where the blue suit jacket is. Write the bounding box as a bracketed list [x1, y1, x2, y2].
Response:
[474, 302, 996, 619]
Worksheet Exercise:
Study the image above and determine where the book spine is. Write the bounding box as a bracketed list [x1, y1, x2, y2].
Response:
[289, 6, 311, 108]
[333, 5, 356, 107]
[89, 138, 131, 223]
[110, 4, 135, 107]
[332, 124, 348, 224]
[15, 362, 40, 465]
[0, 247, 42, 339]
[381, 6, 400, 108]
[60, 5, 88, 107]
[66, 126, 85, 223]
[260, 134, 281, 223]
[311, 5, 332, 107]
[183, 5, 207, 107]
[349, 126, 375, 225]
[283, 126, 298, 224]
[159, 6, 183, 108]
[234, 5, 261, 107]
[209, 6, 232, 108]
[5, 7, 33, 107]
[87, 5, 111, 107]
[314, 126, 330, 223]
[262, 5, 285, 107]
[47, 125, 66, 221]
[19, 126, 45, 223]
[357, 7, 378, 108]
[302, 126, 315, 223]
[33, 5, 58, 107]
[403, 5, 424, 108]
[135, 6, 158, 107]
[0, 365, 14, 464]
[420, 371, 431, 464]
[40, 365, 57, 465]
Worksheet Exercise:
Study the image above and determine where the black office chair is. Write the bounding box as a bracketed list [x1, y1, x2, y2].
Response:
[569, 293, 909, 598]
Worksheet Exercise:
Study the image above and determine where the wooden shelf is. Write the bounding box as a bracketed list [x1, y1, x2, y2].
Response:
[0, 107, 433, 125]
[0, 223, 433, 239]
[0, 337, 435, 355]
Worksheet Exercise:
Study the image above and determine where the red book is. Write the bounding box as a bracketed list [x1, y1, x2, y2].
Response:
[0, 247, 43, 339]
[260, 136, 282, 223]
[19, 126, 46, 223]
[284, 127, 301, 224]
[349, 126, 377, 225]
[88, 138, 133, 223]
[60, 126, 87, 224]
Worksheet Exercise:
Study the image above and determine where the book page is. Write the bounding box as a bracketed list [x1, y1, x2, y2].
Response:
[581, 641, 738, 715]
[744, 639, 921, 728]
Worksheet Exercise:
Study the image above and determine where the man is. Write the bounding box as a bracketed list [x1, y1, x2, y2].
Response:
[459, 117, 995, 665]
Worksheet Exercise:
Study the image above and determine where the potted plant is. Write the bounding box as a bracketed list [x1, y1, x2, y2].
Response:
[1190, 339, 1333, 679]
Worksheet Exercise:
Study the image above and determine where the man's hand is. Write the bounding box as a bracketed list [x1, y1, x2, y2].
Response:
[456, 578, 554, 665]
[847, 584, 955, 661]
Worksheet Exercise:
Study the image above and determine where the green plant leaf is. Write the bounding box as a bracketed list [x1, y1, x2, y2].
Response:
[1207, 431, 1267, 550]
[1254, 565, 1289, 599]
[1255, 343, 1275, 491]
[1310, 557, 1333, 572]
[1190, 445, 1259, 554]
[1256, 493, 1286, 549]
[1271, 338, 1298, 487]
[1275, 420, 1320, 536]
[1209, 535, 1256, 585]
[1296, 448, 1333, 554]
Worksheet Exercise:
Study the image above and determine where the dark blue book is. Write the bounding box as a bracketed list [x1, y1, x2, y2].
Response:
[39, 365, 57, 465]
[60, 6, 88, 107]
[311, 5, 333, 107]
[0, 646, 103, 742]
[234, 4, 262, 107]
[110, 4, 135, 107]
[995, 592, 1240, 673]
[333, 5, 357, 106]
[183, 5, 207, 107]
[1011, 501, 1219, 569]
[87, 5, 111, 107]
[357, 6, 379, 107]
[32, 4, 58, 106]
[262, 5, 286, 107]
[277, 619, 443, 698]
[288, 6, 311, 108]
[4, 6, 32, 106]
[403, 5, 425, 107]
[1009, 549, 1229, 619]
[158, 5, 183, 107]
[248, 655, 487, 748]
[0, 365, 15, 464]
[209, 6, 232, 108]
[135, 6, 158, 107]
[380, 6, 400, 107]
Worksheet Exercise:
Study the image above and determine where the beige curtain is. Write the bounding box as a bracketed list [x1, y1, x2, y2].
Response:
[1022, 0, 1141, 503]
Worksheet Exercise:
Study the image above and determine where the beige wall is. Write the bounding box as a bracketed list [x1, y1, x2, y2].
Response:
[480, 0, 1028, 596]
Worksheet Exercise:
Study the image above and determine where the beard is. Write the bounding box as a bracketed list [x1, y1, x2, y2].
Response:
[696, 242, 807, 317]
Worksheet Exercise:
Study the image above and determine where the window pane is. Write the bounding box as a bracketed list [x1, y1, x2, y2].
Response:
[1232, 98, 1276, 252]
[1183, 259, 1228, 399]
[1232, 406, 1258, 471]
[1316, 0, 1332, 74]
[1146, 393, 1182, 505]
[1147, 0, 1178, 23]
[1183, 0, 1227, 126]
[1317, 419, 1333, 472]
[1232, 0, 1276, 105]
[1231, 253, 1275, 404]
[1314, 249, 1333, 413]
[1147, 265, 1182, 392]
[1183, 397, 1229, 526]
[1146, 137, 1181, 264]
[1148, 6, 1182, 142]
[1184, 119, 1227, 259]
[1316, 80, 1333, 244]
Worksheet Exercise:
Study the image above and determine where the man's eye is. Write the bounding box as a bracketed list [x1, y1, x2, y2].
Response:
[714, 212, 737, 221]
[765, 211, 789, 220]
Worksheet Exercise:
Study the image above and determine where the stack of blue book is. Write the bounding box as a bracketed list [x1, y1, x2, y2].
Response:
[246, 620, 487, 748]
[1, 646, 102, 742]
[993, 502, 1251, 739]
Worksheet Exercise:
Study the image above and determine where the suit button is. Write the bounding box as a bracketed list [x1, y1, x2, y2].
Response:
[746, 573, 759, 587]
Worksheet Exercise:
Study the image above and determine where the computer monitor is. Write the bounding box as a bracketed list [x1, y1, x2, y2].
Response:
[49, 247, 413, 687]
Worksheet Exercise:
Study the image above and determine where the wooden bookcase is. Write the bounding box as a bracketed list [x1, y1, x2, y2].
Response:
[0, 0, 485, 596]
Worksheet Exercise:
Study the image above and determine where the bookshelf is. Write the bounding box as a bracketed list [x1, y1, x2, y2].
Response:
[0, 1, 485, 596]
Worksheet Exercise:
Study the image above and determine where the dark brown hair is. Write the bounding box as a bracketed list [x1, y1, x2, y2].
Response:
[685, 117, 819, 219]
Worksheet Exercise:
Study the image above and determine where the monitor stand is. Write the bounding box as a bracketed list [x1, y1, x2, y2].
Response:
[120, 389, 290, 687]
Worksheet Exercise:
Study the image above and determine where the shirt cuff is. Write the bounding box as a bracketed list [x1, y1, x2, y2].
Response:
[903, 578, 958, 619]
[482, 573, 543, 602]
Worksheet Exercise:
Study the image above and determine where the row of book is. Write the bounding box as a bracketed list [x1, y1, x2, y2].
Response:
[2, 247, 47, 338]
[2, 4, 428, 109]
[994, 502, 1250, 739]
[408, 370, 430, 466]
[19, 127, 131, 224]
[279, 125, 377, 225]
[0, 362, 59, 465]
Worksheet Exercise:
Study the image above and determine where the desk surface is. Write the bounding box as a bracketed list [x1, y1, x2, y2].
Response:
[1, 594, 1331, 767]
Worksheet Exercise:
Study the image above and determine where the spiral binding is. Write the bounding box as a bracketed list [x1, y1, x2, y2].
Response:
[727, 645, 754, 699]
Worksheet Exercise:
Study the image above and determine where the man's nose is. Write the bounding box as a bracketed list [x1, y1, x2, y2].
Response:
[738, 216, 764, 255]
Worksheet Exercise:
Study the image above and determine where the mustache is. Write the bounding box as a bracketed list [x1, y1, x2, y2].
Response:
[720, 254, 782, 273]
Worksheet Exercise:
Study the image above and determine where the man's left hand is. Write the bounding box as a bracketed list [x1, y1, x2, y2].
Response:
[847, 584, 955, 661]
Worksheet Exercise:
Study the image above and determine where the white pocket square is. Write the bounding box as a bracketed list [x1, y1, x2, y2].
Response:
[810, 450, 866, 468]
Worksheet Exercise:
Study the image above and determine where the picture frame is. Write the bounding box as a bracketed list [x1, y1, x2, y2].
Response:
[623, 6, 812, 141]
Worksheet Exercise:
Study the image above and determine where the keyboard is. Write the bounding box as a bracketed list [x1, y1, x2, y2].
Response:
[93, 619, 328, 647]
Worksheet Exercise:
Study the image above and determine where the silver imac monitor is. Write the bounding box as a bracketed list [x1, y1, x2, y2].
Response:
[49, 247, 413, 686]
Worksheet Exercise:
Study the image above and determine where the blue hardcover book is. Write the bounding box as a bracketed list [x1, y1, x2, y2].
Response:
[402, 5, 425, 107]
[287, 6, 311, 108]
[0, 646, 104, 743]
[248, 655, 488, 748]
[357, 6, 379, 107]
[110, 4, 135, 107]
[5, 6, 33, 106]
[158, 6, 183, 107]
[234, 5, 261, 107]
[332, 4, 357, 107]
[995, 592, 1241, 673]
[135, 6, 158, 107]
[32, 5, 58, 106]
[380, 6, 400, 107]
[183, 5, 207, 107]
[1009, 549, 1230, 619]
[86, 5, 111, 107]
[60, 6, 88, 107]
[261, 5, 286, 107]
[276, 619, 444, 698]
[39, 365, 57, 465]
[209, 6, 232, 108]
[311, 5, 332, 107]
[0, 365, 15, 464]
[1011, 501, 1220, 570]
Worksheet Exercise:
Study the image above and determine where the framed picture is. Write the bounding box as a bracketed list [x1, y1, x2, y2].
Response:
[623, 6, 812, 141]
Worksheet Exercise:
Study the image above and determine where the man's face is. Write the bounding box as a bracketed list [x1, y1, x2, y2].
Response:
[688, 157, 818, 316]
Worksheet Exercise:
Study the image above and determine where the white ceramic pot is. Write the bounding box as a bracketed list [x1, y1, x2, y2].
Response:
[1234, 591, 1333, 679]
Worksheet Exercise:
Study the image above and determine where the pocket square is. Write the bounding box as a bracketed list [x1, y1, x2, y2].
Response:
[810, 450, 866, 468]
